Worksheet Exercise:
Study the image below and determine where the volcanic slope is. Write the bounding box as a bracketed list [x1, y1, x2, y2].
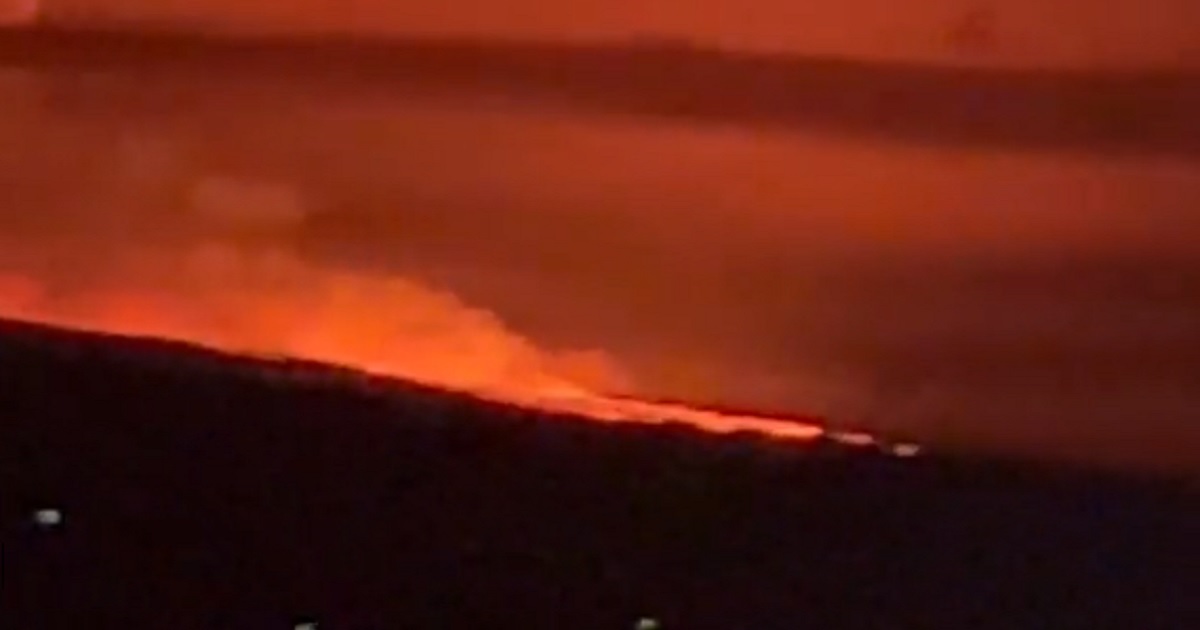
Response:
[1, 318, 1196, 629]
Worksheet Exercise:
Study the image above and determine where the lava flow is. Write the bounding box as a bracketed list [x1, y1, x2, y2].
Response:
[0, 246, 912, 453]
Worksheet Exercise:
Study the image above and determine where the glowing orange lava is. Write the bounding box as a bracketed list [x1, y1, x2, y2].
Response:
[0, 248, 905, 451]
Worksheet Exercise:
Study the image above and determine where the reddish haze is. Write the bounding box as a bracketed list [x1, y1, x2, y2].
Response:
[0, 244, 841, 446]
[1, 46, 1198, 472]
[32, 0, 1200, 69]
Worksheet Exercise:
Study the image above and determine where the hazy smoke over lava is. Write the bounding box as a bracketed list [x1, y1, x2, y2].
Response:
[0, 171, 632, 399]
[2, 61, 1199, 472]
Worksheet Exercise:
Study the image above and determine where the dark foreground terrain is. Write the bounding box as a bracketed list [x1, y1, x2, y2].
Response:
[1, 319, 1196, 629]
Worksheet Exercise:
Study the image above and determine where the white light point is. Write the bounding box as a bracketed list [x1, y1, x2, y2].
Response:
[33, 508, 63, 527]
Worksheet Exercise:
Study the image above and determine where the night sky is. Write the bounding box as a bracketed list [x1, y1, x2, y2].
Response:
[0, 5, 1198, 472]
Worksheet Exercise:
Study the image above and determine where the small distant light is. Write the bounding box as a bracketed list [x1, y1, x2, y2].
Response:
[891, 443, 922, 458]
[32, 508, 63, 527]
[635, 617, 661, 630]
[829, 431, 876, 447]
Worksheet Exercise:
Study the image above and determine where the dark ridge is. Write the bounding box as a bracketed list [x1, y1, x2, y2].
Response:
[2, 25, 1199, 159]
[1, 317, 1197, 629]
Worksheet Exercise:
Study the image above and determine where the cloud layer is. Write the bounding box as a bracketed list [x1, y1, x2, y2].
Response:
[1, 56, 1198, 471]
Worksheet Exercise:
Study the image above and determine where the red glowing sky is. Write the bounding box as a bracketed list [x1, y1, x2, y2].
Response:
[0, 9, 1198, 472]
[19, 0, 1200, 68]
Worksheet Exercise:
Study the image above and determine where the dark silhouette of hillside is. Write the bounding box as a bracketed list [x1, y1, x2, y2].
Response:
[0, 317, 1196, 629]
[1, 25, 1199, 159]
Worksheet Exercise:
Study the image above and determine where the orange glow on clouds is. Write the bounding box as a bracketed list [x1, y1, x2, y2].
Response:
[35, 0, 1200, 69]
[2, 42, 1196, 472]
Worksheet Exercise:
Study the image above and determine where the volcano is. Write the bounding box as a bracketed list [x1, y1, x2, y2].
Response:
[1, 317, 1196, 629]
